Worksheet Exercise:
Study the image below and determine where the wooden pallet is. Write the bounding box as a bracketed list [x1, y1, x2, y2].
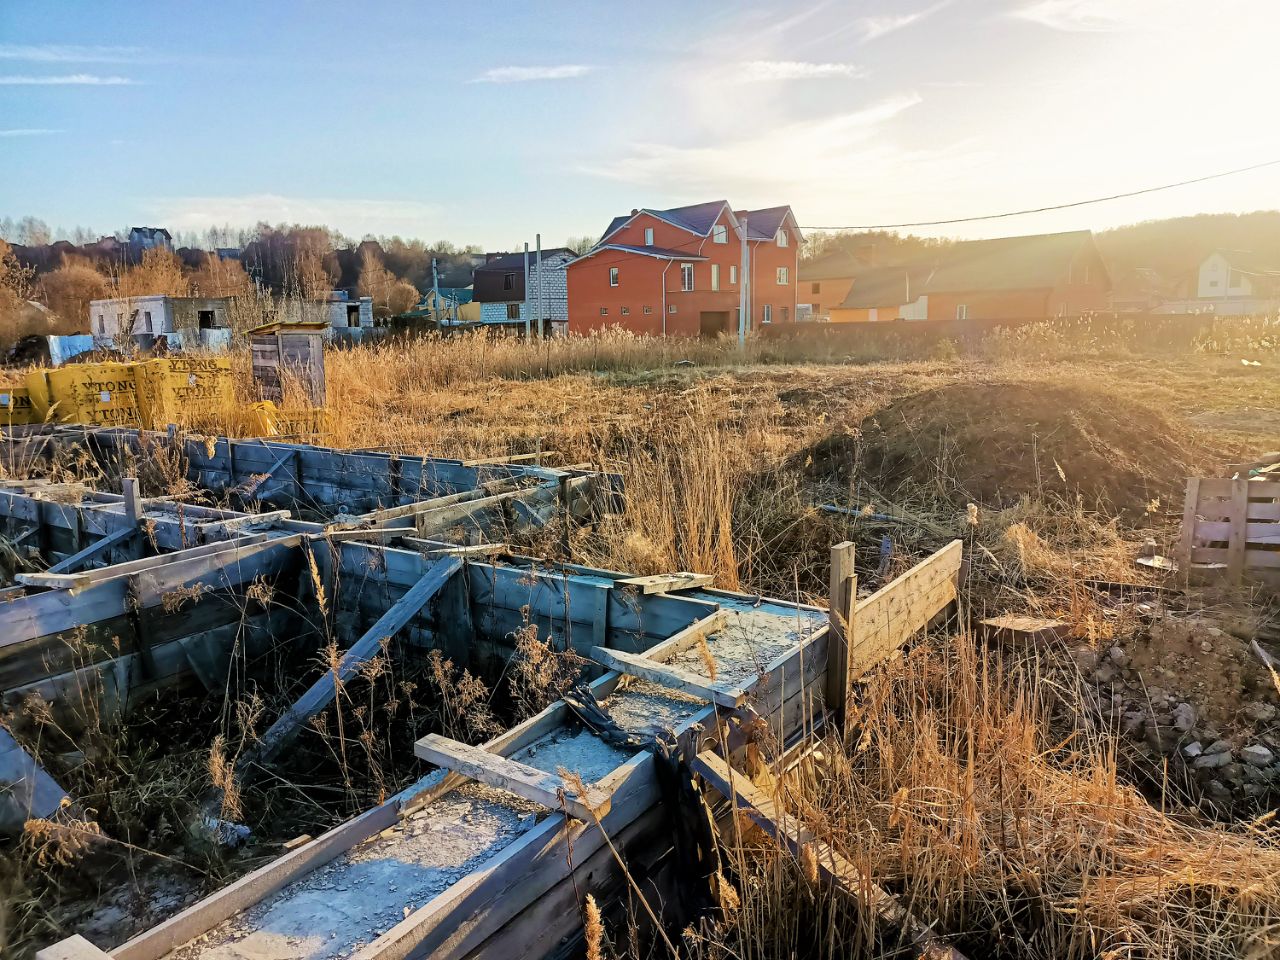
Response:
[1180, 476, 1280, 587]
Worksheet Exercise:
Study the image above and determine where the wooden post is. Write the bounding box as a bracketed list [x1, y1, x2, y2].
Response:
[122, 476, 143, 528]
[826, 541, 856, 736]
[1228, 477, 1249, 583]
[1177, 477, 1200, 575]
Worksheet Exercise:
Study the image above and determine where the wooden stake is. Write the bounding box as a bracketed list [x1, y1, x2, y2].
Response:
[825, 542, 856, 735]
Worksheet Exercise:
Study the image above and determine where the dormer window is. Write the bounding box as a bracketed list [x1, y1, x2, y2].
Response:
[776, 229, 789, 248]
[713, 224, 728, 244]
[644, 227, 654, 246]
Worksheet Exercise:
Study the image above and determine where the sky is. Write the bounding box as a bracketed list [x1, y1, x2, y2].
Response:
[2, 0, 1279, 249]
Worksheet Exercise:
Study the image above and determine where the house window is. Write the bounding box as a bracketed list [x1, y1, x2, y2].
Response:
[711, 264, 720, 291]
[776, 267, 789, 285]
[729, 265, 737, 285]
[503, 273, 516, 291]
[681, 263, 694, 291]
[143, 310, 152, 333]
[600, 307, 609, 316]
[643, 305, 653, 314]
[956, 304, 968, 320]
[668, 304, 677, 314]
[621, 306, 630, 316]
[811, 282, 820, 294]
[506, 303, 521, 320]
[644, 227, 654, 246]
[609, 267, 619, 287]
[97, 314, 105, 333]
[776, 229, 788, 247]
[762, 304, 773, 324]
[781, 307, 789, 322]
[1209, 280, 1220, 288]
[713, 224, 727, 244]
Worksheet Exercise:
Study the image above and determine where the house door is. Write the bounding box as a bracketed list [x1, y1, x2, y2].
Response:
[699, 311, 731, 338]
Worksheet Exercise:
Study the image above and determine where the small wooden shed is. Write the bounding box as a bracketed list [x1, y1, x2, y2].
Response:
[249, 321, 328, 407]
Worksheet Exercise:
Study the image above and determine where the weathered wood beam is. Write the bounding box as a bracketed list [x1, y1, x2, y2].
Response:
[825, 541, 856, 734]
[415, 733, 612, 822]
[692, 751, 967, 960]
[43, 525, 137, 575]
[615, 572, 713, 595]
[249, 555, 463, 765]
[589, 645, 743, 708]
[0, 725, 69, 834]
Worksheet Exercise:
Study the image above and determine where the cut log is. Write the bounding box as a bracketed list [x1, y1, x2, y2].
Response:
[979, 615, 1071, 646]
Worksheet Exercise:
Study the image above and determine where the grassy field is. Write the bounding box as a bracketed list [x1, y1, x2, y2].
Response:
[5, 324, 1280, 959]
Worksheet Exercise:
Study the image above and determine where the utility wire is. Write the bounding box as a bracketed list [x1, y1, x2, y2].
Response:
[802, 157, 1280, 231]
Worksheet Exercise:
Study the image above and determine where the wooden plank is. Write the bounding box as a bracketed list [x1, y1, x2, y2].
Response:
[308, 526, 417, 543]
[1178, 477, 1200, 567]
[825, 541, 855, 734]
[43, 525, 136, 575]
[0, 725, 69, 832]
[692, 751, 967, 960]
[850, 539, 962, 680]
[460, 452, 546, 467]
[122, 476, 142, 527]
[635, 609, 727, 663]
[1228, 478, 1250, 582]
[590, 645, 741, 707]
[415, 733, 612, 822]
[979, 615, 1071, 645]
[15, 531, 295, 591]
[614, 571, 713, 595]
[1191, 520, 1280, 544]
[110, 795, 401, 960]
[250, 555, 463, 764]
[35, 935, 115, 960]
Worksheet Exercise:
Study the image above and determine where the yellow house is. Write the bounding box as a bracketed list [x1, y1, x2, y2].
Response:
[827, 266, 912, 323]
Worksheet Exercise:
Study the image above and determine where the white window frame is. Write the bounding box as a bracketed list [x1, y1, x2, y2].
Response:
[729, 265, 737, 285]
[644, 227, 654, 246]
[609, 266, 619, 287]
[681, 263, 694, 292]
[711, 264, 720, 291]
[956, 304, 968, 320]
[776, 267, 788, 285]
[762, 304, 773, 324]
[776, 229, 788, 247]
[668, 303, 677, 314]
[712, 224, 727, 244]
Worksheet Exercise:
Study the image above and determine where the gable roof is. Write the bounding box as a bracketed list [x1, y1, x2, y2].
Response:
[836, 231, 1103, 310]
[917, 231, 1097, 293]
[595, 200, 799, 251]
[472, 248, 576, 302]
[734, 206, 800, 241]
[1209, 249, 1280, 277]
[837, 266, 918, 309]
[800, 248, 867, 282]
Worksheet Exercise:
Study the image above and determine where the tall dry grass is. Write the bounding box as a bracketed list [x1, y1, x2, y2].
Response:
[689, 633, 1280, 960]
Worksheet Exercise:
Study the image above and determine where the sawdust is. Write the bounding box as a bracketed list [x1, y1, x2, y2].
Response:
[166, 784, 542, 960]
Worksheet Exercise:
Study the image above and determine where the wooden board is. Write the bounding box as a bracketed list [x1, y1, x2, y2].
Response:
[979, 615, 1071, 645]
[692, 751, 967, 960]
[615, 572, 713, 594]
[849, 539, 962, 680]
[589, 645, 742, 707]
[415, 733, 612, 822]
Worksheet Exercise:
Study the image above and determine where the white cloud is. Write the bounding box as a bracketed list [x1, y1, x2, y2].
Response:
[857, 2, 950, 41]
[0, 44, 143, 62]
[470, 65, 592, 84]
[0, 128, 61, 136]
[147, 194, 444, 239]
[0, 74, 137, 85]
[1009, 0, 1131, 30]
[581, 94, 925, 194]
[741, 60, 866, 81]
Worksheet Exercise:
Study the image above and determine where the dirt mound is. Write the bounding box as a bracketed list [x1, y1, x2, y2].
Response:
[804, 381, 1228, 518]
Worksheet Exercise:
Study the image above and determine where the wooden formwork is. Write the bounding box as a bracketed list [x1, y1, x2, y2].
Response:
[8, 425, 967, 960]
[1180, 476, 1280, 587]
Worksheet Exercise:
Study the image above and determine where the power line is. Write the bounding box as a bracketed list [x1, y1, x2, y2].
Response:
[802, 157, 1280, 232]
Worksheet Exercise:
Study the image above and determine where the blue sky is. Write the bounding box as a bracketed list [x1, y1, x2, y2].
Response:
[2, 0, 1278, 248]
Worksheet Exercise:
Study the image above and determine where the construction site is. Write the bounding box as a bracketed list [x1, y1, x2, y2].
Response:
[4, 323, 1280, 960]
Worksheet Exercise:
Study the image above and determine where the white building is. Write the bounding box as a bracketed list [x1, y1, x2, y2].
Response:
[89, 295, 233, 350]
[472, 248, 575, 335]
[1155, 251, 1280, 315]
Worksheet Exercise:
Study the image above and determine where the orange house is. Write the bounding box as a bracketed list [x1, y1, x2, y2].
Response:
[566, 201, 800, 337]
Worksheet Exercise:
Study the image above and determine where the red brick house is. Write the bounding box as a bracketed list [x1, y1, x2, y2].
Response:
[566, 201, 800, 336]
[831, 230, 1111, 322]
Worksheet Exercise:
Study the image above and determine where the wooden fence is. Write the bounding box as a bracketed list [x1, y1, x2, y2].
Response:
[1180, 477, 1280, 586]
